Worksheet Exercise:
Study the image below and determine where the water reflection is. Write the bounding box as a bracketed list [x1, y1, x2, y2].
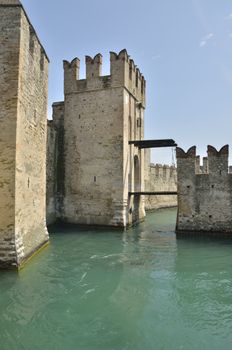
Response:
[0, 208, 232, 350]
[174, 236, 232, 343]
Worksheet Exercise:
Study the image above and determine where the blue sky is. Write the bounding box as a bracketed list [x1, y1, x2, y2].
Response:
[22, 0, 232, 164]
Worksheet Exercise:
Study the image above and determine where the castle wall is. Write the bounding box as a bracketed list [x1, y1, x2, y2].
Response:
[0, 1, 49, 268]
[144, 150, 177, 211]
[63, 85, 125, 226]
[46, 102, 64, 225]
[46, 121, 57, 225]
[58, 50, 146, 227]
[124, 89, 145, 226]
[176, 145, 232, 235]
[0, 3, 20, 266]
[15, 6, 49, 261]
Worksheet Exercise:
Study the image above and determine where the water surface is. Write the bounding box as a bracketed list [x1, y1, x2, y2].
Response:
[1, 208, 232, 350]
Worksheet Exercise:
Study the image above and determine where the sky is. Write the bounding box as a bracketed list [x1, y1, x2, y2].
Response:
[22, 0, 232, 164]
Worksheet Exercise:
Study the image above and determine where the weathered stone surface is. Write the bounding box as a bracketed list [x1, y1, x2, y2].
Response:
[0, 2, 49, 268]
[46, 102, 64, 225]
[176, 145, 232, 234]
[0, 0, 21, 5]
[47, 121, 57, 225]
[49, 50, 146, 227]
[144, 149, 177, 210]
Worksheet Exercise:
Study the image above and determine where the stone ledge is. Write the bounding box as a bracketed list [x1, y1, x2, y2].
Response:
[176, 229, 232, 239]
[0, 0, 21, 6]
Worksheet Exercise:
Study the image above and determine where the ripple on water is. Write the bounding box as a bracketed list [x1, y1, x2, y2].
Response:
[1, 208, 232, 350]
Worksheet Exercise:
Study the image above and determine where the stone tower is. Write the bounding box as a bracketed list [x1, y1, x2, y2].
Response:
[0, 0, 49, 268]
[50, 49, 146, 227]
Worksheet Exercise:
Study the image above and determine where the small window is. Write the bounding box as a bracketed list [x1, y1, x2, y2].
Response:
[94, 176, 97, 183]
[137, 118, 142, 127]
[141, 82, 144, 94]
[135, 71, 138, 87]
[40, 49, 45, 71]
[29, 29, 34, 54]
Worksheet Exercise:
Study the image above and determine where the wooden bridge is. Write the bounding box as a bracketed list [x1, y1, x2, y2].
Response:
[128, 138, 178, 197]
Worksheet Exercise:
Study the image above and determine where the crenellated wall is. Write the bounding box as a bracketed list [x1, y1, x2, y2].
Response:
[176, 145, 232, 235]
[50, 49, 146, 228]
[144, 149, 177, 211]
[63, 50, 146, 108]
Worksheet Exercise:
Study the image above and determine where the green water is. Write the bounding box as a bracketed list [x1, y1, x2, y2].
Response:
[1, 208, 232, 350]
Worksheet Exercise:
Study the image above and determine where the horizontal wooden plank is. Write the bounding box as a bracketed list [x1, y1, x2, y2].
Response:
[129, 192, 178, 196]
[129, 139, 177, 149]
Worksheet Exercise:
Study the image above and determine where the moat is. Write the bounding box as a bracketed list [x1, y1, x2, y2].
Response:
[1, 208, 232, 350]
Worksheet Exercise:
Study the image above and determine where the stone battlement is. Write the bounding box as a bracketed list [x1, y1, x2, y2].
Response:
[176, 145, 229, 176]
[49, 48, 146, 228]
[63, 49, 146, 106]
[144, 150, 177, 211]
[176, 145, 232, 235]
[150, 163, 177, 179]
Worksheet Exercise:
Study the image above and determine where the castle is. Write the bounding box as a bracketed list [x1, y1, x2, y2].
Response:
[2, 0, 229, 270]
[0, 1, 178, 269]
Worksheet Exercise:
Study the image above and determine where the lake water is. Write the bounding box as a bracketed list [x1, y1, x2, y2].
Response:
[1, 208, 232, 350]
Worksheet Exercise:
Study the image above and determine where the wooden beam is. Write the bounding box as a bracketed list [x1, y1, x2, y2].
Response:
[129, 191, 178, 196]
[129, 139, 177, 149]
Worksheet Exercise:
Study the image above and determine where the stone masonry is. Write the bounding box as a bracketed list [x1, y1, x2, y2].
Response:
[144, 149, 177, 211]
[46, 102, 64, 225]
[176, 145, 232, 235]
[2, 0, 231, 273]
[0, 0, 49, 268]
[47, 50, 146, 228]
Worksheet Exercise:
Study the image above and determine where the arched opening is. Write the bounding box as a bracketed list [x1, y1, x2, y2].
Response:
[132, 155, 141, 223]
[134, 155, 140, 192]
[128, 115, 132, 192]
